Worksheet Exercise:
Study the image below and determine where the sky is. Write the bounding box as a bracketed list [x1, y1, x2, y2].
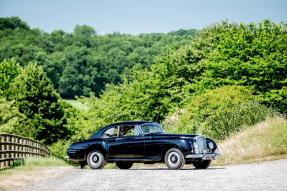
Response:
[0, 0, 286, 35]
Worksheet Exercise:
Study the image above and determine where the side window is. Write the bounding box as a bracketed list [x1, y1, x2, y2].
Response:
[119, 125, 141, 137]
[102, 127, 118, 138]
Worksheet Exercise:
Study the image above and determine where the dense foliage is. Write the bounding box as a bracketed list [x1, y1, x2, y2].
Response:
[203, 21, 287, 113]
[164, 86, 276, 140]
[0, 17, 198, 98]
[0, 98, 27, 136]
[0, 59, 69, 144]
[0, 59, 21, 98]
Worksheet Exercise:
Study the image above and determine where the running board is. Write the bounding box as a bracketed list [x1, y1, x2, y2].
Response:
[107, 158, 160, 162]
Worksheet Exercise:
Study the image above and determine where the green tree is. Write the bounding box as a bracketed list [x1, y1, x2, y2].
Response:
[0, 59, 21, 98]
[74, 25, 96, 37]
[11, 63, 68, 144]
[0, 16, 30, 30]
[0, 98, 29, 136]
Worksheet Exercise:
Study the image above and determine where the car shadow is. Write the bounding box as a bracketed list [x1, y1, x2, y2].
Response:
[129, 167, 225, 171]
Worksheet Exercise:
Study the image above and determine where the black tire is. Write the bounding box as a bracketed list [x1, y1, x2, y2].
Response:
[79, 161, 87, 169]
[165, 148, 185, 170]
[116, 162, 133, 169]
[185, 161, 192, 165]
[87, 150, 106, 169]
[192, 160, 211, 169]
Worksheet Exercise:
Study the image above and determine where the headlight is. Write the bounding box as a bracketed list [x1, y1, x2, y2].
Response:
[208, 142, 214, 150]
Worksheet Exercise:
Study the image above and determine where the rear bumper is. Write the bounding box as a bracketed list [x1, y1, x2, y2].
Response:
[185, 153, 220, 160]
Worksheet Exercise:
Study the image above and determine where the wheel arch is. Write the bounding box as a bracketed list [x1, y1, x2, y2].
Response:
[161, 140, 190, 161]
[84, 141, 109, 160]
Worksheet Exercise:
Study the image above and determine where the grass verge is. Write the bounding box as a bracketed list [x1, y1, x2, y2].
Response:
[0, 157, 70, 177]
[213, 116, 287, 166]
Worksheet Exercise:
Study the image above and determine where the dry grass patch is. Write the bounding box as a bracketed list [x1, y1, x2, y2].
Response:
[213, 116, 287, 166]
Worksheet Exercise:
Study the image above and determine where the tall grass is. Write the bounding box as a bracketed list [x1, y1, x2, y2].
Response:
[213, 116, 287, 165]
[65, 99, 89, 111]
[23, 157, 68, 167]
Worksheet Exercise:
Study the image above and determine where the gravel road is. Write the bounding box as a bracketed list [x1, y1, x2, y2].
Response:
[21, 159, 287, 191]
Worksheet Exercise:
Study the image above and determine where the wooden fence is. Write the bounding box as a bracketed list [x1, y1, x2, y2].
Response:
[0, 133, 50, 170]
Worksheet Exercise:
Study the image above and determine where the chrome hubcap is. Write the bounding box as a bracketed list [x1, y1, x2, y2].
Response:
[92, 155, 99, 163]
[170, 154, 178, 163]
[168, 152, 180, 166]
[90, 152, 101, 165]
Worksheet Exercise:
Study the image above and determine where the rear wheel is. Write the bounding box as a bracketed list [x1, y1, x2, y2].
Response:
[165, 148, 185, 170]
[87, 150, 106, 169]
[116, 162, 133, 169]
[192, 160, 211, 169]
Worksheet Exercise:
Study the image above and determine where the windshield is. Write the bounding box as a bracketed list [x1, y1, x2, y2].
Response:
[140, 123, 165, 134]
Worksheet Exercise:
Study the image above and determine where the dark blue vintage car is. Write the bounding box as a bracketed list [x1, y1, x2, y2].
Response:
[66, 121, 220, 170]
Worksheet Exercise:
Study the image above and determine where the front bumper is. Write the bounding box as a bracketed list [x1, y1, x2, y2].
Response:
[185, 153, 220, 160]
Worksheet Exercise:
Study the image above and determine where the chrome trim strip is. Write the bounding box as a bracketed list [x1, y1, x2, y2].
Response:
[137, 125, 144, 135]
[185, 153, 220, 160]
[185, 154, 204, 158]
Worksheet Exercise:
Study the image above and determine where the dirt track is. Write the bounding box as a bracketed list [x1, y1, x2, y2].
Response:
[14, 159, 287, 191]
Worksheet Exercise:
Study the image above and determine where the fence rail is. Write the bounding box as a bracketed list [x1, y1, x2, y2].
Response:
[0, 133, 50, 170]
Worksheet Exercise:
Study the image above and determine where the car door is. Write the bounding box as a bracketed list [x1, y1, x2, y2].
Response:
[140, 123, 168, 160]
[144, 135, 169, 160]
[102, 126, 119, 158]
[108, 125, 145, 159]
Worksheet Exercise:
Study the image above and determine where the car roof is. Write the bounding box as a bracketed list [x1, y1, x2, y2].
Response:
[107, 121, 153, 127]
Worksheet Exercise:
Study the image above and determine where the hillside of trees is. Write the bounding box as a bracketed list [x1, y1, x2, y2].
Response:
[71, 20, 286, 142]
[0, 17, 198, 98]
[1, 17, 286, 160]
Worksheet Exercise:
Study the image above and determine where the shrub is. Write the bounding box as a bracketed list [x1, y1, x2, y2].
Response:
[49, 139, 72, 160]
[164, 86, 276, 141]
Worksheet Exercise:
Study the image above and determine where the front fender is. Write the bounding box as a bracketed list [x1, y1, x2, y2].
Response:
[84, 139, 109, 160]
[161, 139, 192, 156]
[206, 138, 218, 152]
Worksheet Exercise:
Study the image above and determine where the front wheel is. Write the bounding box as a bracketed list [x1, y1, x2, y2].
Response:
[116, 162, 133, 169]
[165, 148, 185, 170]
[87, 150, 106, 169]
[192, 160, 211, 169]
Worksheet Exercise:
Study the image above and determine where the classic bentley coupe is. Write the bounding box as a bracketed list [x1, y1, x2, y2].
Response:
[66, 121, 220, 170]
